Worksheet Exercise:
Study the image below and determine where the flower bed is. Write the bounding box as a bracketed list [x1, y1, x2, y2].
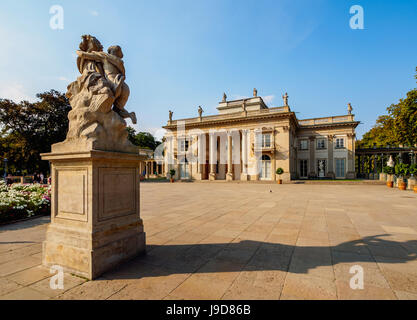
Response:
[0, 181, 51, 224]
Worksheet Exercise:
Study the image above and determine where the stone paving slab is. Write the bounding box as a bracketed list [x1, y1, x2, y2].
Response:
[0, 183, 416, 300]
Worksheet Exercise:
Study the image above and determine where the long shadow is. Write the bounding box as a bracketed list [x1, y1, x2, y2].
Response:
[102, 234, 417, 280]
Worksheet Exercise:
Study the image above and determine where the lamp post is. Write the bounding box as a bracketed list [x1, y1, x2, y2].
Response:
[3, 158, 8, 182]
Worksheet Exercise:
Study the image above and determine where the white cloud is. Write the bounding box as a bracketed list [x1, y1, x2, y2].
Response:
[91, 11, 99, 16]
[58, 76, 70, 82]
[262, 95, 275, 105]
[0, 83, 35, 103]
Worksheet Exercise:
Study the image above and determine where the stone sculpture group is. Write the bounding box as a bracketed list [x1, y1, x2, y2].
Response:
[53, 35, 137, 153]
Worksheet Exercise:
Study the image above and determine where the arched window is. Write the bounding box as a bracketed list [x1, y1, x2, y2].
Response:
[261, 154, 271, 161]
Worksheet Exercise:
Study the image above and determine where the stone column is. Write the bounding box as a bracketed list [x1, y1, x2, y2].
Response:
[308, 136, 316, 178]
[209, 133, 216, 180]
[346, 133, 356, 179]
[198, 133, 205, 180]
[327, 135, 335, 179]
[226, 133, 233, 181]
[241, 130, 248, 181]
[272, 129, 276, 181]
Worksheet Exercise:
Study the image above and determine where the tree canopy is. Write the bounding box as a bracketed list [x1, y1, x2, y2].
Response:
[357, 68, 417, 148]
[127, 127, 161, 150]
[0, 90, 71, 175]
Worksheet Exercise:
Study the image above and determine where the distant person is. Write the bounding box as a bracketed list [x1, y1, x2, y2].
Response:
[40, 173, 44, 184]
[6, 174, 13, 186]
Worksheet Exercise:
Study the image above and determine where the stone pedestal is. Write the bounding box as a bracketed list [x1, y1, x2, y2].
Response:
[407, 176, 416, 190]
[346, 171, 356, 179]
[209, 173, 216, 181]
[240, 173, 249, 181]
[40, 150, 146, 280]
[226, 173, 234, 181]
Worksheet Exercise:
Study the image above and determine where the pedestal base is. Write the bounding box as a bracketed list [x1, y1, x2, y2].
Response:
[346, 171, 356, 179]
[226, 172, 234, 181]
[209, 173, 216, 181]
[326, 172, 335, 179]
[41, 150, 146, 280]
[240, 173, 249, 181]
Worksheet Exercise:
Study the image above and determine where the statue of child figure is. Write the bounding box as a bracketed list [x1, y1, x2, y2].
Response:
[76, 45, 137, 124]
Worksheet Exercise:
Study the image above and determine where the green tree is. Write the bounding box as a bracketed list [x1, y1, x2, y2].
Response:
[0, 90, 71, 175]
[127, 126, 161, 150]
[357, 67, 417, 148]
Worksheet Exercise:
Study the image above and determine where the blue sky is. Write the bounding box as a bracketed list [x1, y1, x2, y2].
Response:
[0, 0, 416, 139]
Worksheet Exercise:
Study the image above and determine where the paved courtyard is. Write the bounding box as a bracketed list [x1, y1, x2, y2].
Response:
[1, 183, 417, 300]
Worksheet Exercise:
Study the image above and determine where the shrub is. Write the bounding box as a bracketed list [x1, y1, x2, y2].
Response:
[383, 166, 394, 175]
[394, 163, 409, 177]
[276, 168, 284, 175]
[169, 169, 176, 177]
[0, 181, 50, 223]
[410, 164, 417, 176]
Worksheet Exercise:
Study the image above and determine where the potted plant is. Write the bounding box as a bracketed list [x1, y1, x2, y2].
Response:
[383, 166, 394, 188]
[169, 169, 176, 183]
[276, 168, 284, 184]
[395, 163, 409, 191]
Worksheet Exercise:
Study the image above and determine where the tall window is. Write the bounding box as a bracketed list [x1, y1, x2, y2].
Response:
[335, 138, 345, 149]
[316, 139, 326, 150]
[299, 159, 308, 178]
[299, 140, 308, 150]
[262, 134, 271, 148]
[179, 140, 189, 152]
[336, 158, 346, 178]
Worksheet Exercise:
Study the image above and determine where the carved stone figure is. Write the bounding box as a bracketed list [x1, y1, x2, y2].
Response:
[253, 88, 258, 97]
[169, 110, 173, 122]
[282, 92, 289, 106]
[222, 93, 227, 102]
[53, 35, 137, 153]
[348, 103, 353, 115]
[198, 106, 203, 117]
[76, 45, 136, 124]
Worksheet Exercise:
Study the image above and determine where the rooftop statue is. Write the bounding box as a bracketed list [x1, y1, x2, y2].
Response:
[282, 92, 289, 106]
[222, 92, 227, 102]
[348, 103, 353, 115]
[53, 35, 137, 153]
[198, 106, 203, 117]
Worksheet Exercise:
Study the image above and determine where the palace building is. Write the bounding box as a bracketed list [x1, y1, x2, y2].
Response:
[161, 90, 359, 182]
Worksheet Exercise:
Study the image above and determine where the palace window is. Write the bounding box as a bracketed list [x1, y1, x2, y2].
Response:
[299, 140, 308, 150]
[262, 134, 271, 148]
[179, 140, 189, 152]
[335, 138, 345, 149]
[335, 158, 346, 178]
[316, 139, 326, 150]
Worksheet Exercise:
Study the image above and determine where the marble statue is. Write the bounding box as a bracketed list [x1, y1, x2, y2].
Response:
[222, 93, 227, 102]
[348, 103, 353, 115]
[253, 88, 257, 97]
[198, 106, 203, 117]
[282, 92, 289, 106]
[169, 110, 173, 122]
[53, 35, 137, 153]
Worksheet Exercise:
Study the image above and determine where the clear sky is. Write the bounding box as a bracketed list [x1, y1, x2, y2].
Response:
[0, 0, 416, 139]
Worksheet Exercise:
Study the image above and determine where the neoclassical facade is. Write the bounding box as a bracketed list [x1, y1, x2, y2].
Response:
[162, 91, 359, 181]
